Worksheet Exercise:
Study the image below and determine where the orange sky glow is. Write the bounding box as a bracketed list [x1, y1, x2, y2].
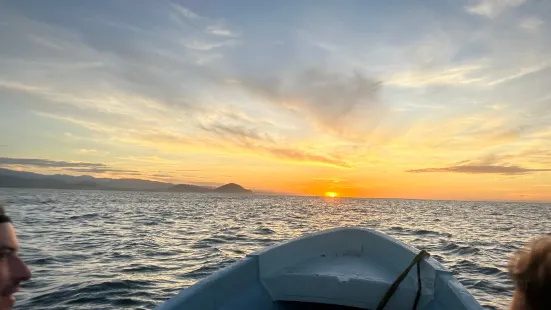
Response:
[1, 1, 551, 201]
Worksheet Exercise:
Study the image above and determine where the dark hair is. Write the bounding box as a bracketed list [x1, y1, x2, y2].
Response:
[0, 204, 10, 223]
[509, 236, 551, 310]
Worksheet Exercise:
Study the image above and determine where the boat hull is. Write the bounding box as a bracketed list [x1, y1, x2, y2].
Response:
[156, 228, 483, 310]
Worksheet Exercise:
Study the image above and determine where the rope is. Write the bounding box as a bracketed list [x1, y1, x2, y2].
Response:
[412, 254, 425, 310]
[376, 250, 430, 310]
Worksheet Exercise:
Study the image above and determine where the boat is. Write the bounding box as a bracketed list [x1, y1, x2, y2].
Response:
[156, 227, 483, 310]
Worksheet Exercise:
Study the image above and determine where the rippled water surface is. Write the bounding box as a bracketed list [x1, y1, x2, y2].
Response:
[3, 188, 551, 309]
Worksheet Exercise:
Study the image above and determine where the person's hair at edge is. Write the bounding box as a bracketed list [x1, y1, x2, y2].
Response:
[0, 205, 10, 223]
[509, 235, 551, 310]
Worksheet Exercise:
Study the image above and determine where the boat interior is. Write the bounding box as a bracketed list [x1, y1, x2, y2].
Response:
[274, 301, 366, 309]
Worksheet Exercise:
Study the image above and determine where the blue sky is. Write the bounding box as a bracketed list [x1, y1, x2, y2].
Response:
[1, 0, 550, 200]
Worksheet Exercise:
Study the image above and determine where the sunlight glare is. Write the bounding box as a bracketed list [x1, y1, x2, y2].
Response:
[325, 192, 338, 198]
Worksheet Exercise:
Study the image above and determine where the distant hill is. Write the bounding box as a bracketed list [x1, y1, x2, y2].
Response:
[0, 175, 95, 190]
[0, 168, 252, 194]
[0, 168, 171, 191]
[97, 178, 172, 191]
[168, 184, 211, 193]
[213, 183, 252, 194]
[168, 183, 252, 194]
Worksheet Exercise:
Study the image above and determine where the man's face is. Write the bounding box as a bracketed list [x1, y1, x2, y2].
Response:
[0, 222, 31, 309]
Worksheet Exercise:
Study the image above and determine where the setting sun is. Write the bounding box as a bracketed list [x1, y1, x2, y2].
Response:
[325, 192, 339, 198]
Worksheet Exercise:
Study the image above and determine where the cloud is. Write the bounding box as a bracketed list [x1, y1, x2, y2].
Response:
[184, 39, 239, 51]
[76, 149, 110, 155]
[0, 157, 138, 175]
[237, 69, 385, 140]
[0, 157, 107, 168]
[64, 167, 141, 175]
[255, 145, 352, 168]
[0, 79, 49, 93]
[170, 2, 200, 20]
[520, 17, 544, 30]
[195, 120, 351, 168]
[0, 1, 236, 116]
[486, 61, 551, 86]
[206, 25, 240, 37]
[465, 0, 526, 18]
[387, 64, 485, 88]
[407, 165, 550, 175]
[499, 148, 551, 165]
[198, 122, 275, 143]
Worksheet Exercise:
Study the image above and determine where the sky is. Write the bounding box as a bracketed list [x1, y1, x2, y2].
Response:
[0, 0, 550, 201]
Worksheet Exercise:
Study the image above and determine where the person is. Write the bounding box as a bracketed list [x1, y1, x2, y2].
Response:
[0, 205, 31, 309]
[509, 235, 551, 310]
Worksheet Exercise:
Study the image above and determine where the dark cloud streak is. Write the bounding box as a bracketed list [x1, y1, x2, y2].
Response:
[198, 122, 274, 143]
[0, 157, 107, 168]
[0, 157, 140, 175]
[198, 121, 351, 168]
[256, 144, 351, 168]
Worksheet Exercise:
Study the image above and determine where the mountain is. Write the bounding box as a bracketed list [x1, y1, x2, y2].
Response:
[168, 183, 252, 194]
[0, 168, 252, 194]
[0, 175, 97, 190]
[168, 184, 211, 193]
[0, 168, 171, 190]
[213, 183, 252, 194]
[96, 178, 172, 191]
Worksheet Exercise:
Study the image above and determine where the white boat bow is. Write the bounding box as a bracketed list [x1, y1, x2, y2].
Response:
[156, 227, 483, 310]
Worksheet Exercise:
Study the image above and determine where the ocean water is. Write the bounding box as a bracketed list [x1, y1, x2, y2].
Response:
[2, 188, 550, 310]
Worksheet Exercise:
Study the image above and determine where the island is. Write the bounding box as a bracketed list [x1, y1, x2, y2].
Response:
[213, 183, 252, 194]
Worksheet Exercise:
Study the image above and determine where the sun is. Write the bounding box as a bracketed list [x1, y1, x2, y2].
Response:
[325, 192, 339, 198]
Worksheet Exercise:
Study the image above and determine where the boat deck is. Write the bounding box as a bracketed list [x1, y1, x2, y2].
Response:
[287, 254, 394, 283]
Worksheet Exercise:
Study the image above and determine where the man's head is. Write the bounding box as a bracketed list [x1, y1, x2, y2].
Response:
[0, 206, 31, 309]
[509, 236, 551, 310]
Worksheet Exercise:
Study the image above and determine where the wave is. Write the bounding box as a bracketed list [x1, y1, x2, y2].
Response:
[442, 242, 481, 255]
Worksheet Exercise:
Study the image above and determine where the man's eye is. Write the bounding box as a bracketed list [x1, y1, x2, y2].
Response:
[0, 253, 7, 260]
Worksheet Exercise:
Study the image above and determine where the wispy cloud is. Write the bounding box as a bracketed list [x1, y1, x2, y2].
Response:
[76, 149, 110, 155]
[193, 120, 351, 168]
[387, 65, 485, 88]
[0, 79, 49, 93]
[465, 0, 526, 18]
[206, 24, 240, 37]
[520, 17, 544, 30]
[236, 69, 385, 140]
[184, 39, 239, 51]
[0, 157, 139, 175]
[65, 167, 140, 175]
[486, 61, 551, 86]
[170, 2, 200, 20]
[198, 122, 275, 143]
[407, 165, 550, 175]
[253, 145, 352, 168]
[0, 157, 106, 168]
